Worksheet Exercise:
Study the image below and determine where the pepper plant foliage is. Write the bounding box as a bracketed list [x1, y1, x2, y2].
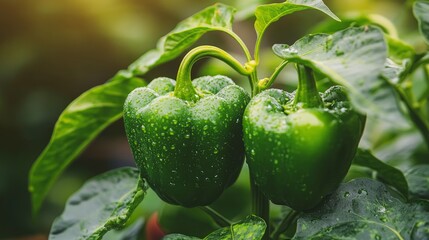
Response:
[29, 0, 429, 239]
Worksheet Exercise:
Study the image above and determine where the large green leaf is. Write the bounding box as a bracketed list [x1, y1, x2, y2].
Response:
[293, 178, 429, 239]
[414, 0, 429, 44]
[29, 77, 145, 214]
[353, 149, 409, 198]
[49, 167, 146, 240]
[254, 0, 339, 38]
[273, 26, 394, 117]
[129, 3, 236, 75]
[164, 215, 266, 240]
[405, 164, 429, 200]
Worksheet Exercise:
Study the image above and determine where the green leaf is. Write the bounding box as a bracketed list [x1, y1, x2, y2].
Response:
[311, 13, 399, 37]
[405, 164, 429, 199]
[381, 59, 429, 148]
[254, 0, 340, 38]
[413, 52, 429, 72]
[413, 0, 429, 44]
[353, 149, 409, 198]
[163, 234, 201, 240]
[163, 215, 266, 240]
[204, 215, 266, 240]
[273, 26, 394, 117]
[293, 178, 429, 240]
[29, 77, 145, 215]
[385, 35, 415, 65]
[129, 3, 236, 75]
[49, 167, 147, 240]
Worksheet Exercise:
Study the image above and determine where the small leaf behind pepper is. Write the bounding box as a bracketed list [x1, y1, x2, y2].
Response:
[353, 148, 409, 198]
[163, 215, 267, 240]
[405, 164, 429, 200]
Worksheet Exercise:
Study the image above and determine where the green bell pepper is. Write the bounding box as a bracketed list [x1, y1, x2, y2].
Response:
[124, 75, 250, 207]
[243, 65, 365, 210]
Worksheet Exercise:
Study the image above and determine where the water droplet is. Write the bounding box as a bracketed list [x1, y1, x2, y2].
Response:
[141, 125, 146, 133]
[251, 149, 256, 156]
[283, 46, 298, 55]
[343, 192, 350, 198]
[184, 134, 190, 139]
[173, 119, 178, 125]
[274, 159, 279, 164]
[203, 125, 209, 130]
[169, 128, 174, 135]
[213, 148, 219, 154]
[170, 145, 175, 150]
[358, 189, 368, 195]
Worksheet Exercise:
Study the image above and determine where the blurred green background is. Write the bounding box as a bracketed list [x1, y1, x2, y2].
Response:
[0, 0, 423, 239]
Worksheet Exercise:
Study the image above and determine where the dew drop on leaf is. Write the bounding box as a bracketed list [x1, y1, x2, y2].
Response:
[358, 189, 368, 195]
[251, 149, 256, 156]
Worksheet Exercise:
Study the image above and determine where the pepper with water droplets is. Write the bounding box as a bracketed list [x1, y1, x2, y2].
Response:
[124, 75, 249, 207]
[243, 64, 366, 210]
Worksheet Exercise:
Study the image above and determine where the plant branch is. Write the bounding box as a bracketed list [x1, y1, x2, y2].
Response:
[199, 206, 232, 227]
[271, 210, 299, 240]
[251, 177, 270, 240]
[259, 60, 289, 91]
[395, 86, 429, 150]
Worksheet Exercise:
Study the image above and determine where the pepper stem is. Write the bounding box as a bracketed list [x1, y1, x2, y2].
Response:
[293, 64, 323, 109]
[174, 45, 253, 101]
[251, 176, 270, 240]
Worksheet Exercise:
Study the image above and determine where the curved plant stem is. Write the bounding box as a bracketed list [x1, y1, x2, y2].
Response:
[222, 29, 253, 62]
[222, 29, 259, 94]
[396, 87, 429, 150]
[174, 45, 253, 101]
[259, 60, 289, 91]
[383, 61, 429, 150]
[199, 206, 232, 227]
[271, 210, 299, 240]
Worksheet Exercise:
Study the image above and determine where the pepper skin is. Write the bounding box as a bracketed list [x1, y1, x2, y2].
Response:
[243, 65, 365, 210]
[124, 75, 250, 207]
